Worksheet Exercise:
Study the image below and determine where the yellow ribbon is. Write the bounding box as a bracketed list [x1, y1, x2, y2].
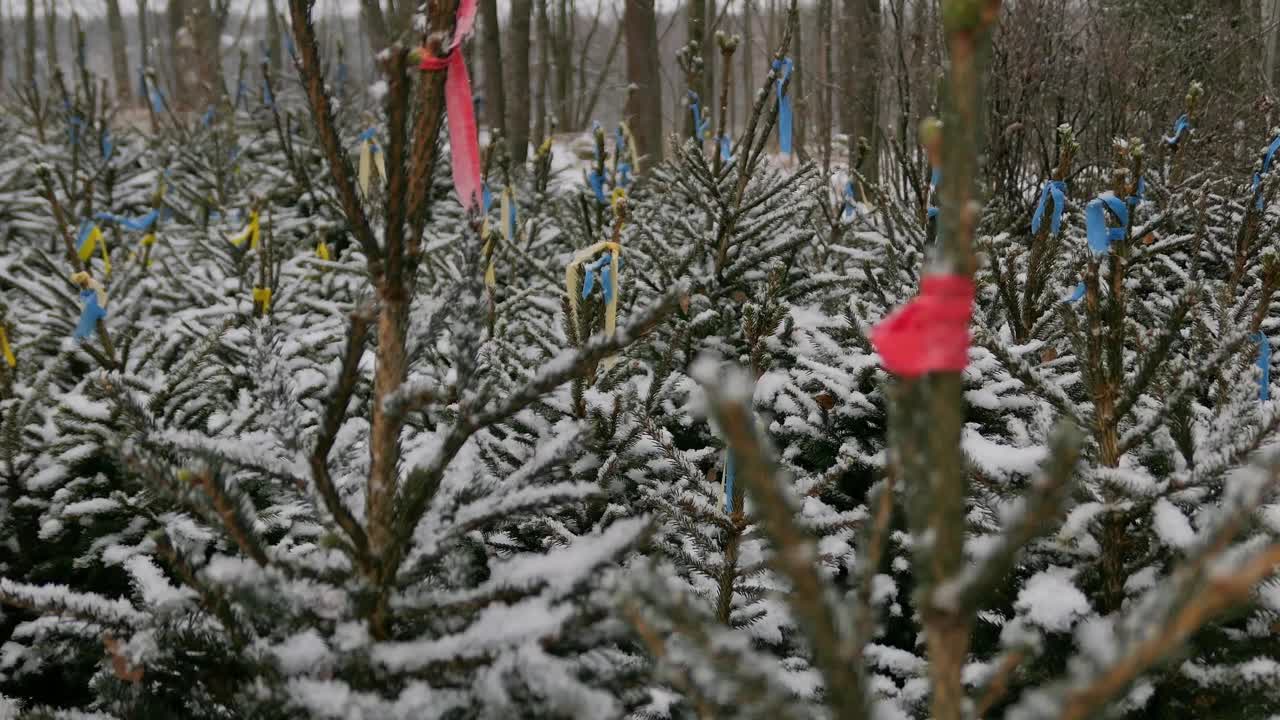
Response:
[316, 241, 331, 261]
[77, 226, 101, 262]
[100, 236, 112, 277]
[620, 122, 641, 176]
[358, 140, 387, 197]
[77, 225, 111, 276]
[252, 287, 272, 312]
[0, 326, 15, 368]
[566, 241, 622, 369]
[141, 233, 156, 246]
[537, 137, 553, 157]
[483, 233, 497, 290]
[229, 211, 260, 250]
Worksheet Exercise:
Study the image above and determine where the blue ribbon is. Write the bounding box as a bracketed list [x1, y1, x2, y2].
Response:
[201, 106, 215, 128]
[68, 116, 84, 147]
[772, 58, 794, 155]
[927, 167, 941, 221]
[615, 128, 633, 187]
[581, 252, 614, 303]
[720, 134, 732, 163]
[263, 81, 275, 108]
[94, 210, 159, 232]
[587, 171, 607, 204]
[687, 91, 711, 140]
[482, 184, 494, 214]
[1066, 281, 1086, 304]
[724, 451, 736, 513]
[841, 182, 857, 222]
[337, 62, 349, 85]
[101, 130, 114, 161]
[235, 80, 248, 107]
[150, 87, 166, 114]
[1256, 331, 1272, 401]
[74, 289, 106, 340]
[1085, 192, 1129, 255]
[1165, 114, 1190, 147]
[285, 35, 297, 61]
[1253, 136, 1280, 210]
[1031, 180, 1067, 236]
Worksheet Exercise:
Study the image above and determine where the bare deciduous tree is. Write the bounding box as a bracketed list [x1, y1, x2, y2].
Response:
[624, 0, 663, 162]
[509, 0, 533, 163]
[107, 0, 132, 101]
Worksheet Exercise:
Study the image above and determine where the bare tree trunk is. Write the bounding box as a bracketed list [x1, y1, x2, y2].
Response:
[42, 0, 56, 73]
[685, 0, 707, 138]
[853, 0, 880, 181]
[479, 0, 507, 137]
[23, 0, 35, 87]
[192, 0, 224, 106]
[702, 0, 714, 124]
[267, 0, 282, 77]
[534, 0, 550, 144]
[742, 0, 753, 133]
[624, 0, 662, 162]
[107, 0, 132, 101]
[1269, 0, 1280, 91]
[838, 0, 854, 165]
[135, 0, 149, 78]
[360, 0, 389, 51]
[510, 0, 533, 164]
[818, 0, 832, 174]
[168, 0, 190, 108]
[553, 0, 572, 131]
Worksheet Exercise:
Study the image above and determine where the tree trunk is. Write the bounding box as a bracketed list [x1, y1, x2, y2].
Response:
[43, 0, 56, 73]
[23, 0, 36, 87]
[554, 0, 573, 131]
[267, 0, 282, 77]
[509, 0, 533, 164]
[168, 0, 190, 108]
[702, 0, 714, 120]
[479, 0, 507, 137]
[838, 0, 855, 165]
[533, 0, 550, 145]
[192, 0, 223, 106]
[1267, 0, 1280, 90]
[137, 0, 151, 73]
[742, 0, 752, 133]
[624, 0, 662, 162]
[360, 0, 389, 51]
[107, 0, 132, 101]
[852, 0, 880, 181]
[818, 0, 832, 174]
[686, 0, 707, 138]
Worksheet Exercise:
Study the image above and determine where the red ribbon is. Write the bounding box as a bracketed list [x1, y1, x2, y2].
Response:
[869, 275, 975, 377]
[419, 0, 482, 212]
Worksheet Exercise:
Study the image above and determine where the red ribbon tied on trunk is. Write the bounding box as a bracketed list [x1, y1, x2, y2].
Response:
[419, 0, 482, 212]
[869, 275, 975, 377]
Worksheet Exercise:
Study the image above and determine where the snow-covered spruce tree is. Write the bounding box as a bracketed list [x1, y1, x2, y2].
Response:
[974, 92, 1280, 715]
[629, 3, 1280, 719]
[0, 3, 680, 717]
